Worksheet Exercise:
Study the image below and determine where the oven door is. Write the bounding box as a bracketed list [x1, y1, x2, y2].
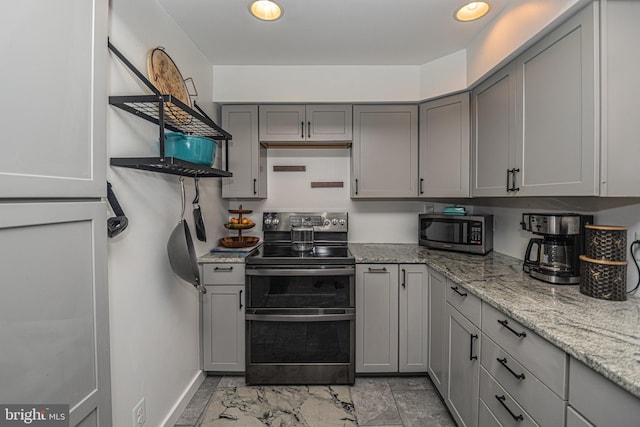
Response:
[245, 266, 355, 309]
[245, 309, 355, 385]
[245, 265, 355, 384]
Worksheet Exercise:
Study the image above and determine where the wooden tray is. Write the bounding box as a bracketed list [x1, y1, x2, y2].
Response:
[220, 236, 260, 248]
[224, 222, 255, 230]
[147, 47, 191, 124]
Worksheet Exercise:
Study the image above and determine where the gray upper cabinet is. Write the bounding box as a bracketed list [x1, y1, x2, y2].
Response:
[473, 2, 598, 197]
[600, 1, 640, 196]
[259, 104, 352, 143]
[221, 105, 267, 199]
[515, 2, 598, 196]
[472, 63, 517, 197]
[352, 105, 419, 198]
[419, 93, 471, 198]
[0, 0, 106, 199]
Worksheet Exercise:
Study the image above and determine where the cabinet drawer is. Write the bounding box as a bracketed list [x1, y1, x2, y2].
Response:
[479, 399, 503, 427]
[480, 367, 539, 427]
[481, 334, 565, 427]
[566, 406, 594, 427]
[569, 357, 640, 427]
[446, 282, 481, 326]
[482, 303, 567, 398]
[201, 263, 245, 285]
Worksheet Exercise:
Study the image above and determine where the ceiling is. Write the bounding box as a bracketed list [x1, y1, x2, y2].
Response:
[157, 0, 512, 66]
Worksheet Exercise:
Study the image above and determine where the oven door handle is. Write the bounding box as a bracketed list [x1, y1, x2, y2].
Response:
[246, 312, 355, 322]
[246, 267, 355, 276]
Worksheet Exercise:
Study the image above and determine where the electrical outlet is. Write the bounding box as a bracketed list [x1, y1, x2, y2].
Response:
[132, 398, 146, 427]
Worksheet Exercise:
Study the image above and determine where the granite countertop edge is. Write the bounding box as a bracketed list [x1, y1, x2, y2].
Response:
[349, 243, 640, 399]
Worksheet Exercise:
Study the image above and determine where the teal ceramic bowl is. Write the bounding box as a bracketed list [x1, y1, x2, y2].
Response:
[164, 132, 216, 166]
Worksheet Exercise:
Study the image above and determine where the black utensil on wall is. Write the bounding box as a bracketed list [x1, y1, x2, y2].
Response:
[193, 176, 207, 241]
[107, 181, 128, 238]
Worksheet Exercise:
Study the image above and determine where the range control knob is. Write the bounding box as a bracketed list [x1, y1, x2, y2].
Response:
[324, 219, 331, 226]
[272, 218, 280, 225]
[332, 218, 338, 225]
[264, 217, 272, 225]
[339, 219, 346, 226]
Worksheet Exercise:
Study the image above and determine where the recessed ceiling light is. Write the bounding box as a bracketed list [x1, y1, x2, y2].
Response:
[455, 1, 490, 22]
[250, 0, 283, 21]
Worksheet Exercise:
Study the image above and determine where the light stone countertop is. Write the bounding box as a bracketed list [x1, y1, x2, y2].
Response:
[349, 243, 640, 399]
[197, 248, 259, 264]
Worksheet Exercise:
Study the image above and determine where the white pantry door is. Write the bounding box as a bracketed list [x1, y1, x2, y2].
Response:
[0, 0, 107, 198]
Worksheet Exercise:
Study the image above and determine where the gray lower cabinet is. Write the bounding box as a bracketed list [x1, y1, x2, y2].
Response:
[398, 264, 429, 372]
[419, 92, 471, 198]
[446, 288, 481, 427]
[221, 105, 267, 199]
[352, 105, 419, 198]
[201, 263, 245, 372]
[568, 357, 640, 427]
[356, 264, 427, 373]
[428, 269, 448, 395]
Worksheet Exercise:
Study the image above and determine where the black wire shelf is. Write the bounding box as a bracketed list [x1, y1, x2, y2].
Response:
[110, 157, 232, 178]
[108, 40, 233, 178]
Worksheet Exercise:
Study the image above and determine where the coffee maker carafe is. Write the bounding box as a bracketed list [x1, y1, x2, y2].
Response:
[521, 213, 593, 284]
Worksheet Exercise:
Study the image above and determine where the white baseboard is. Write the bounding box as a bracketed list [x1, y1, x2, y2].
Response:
[160, 370, 206, 427]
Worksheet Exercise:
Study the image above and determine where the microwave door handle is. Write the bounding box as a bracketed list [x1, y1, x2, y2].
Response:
[462, 222, 468, 244]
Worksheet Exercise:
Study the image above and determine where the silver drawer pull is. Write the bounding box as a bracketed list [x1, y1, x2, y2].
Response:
[214, 266, 234, 272]
[495, 395, 524, 422]
[497, 357, 526, 380]
[497, 319, 527, 338]
[368, 267, 387, 273]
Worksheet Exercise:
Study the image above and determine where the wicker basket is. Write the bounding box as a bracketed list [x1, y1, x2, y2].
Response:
[579, 255, 627, 301]
[584, 225, 627, 262]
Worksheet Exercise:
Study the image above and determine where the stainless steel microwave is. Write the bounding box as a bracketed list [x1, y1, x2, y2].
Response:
[419, 214, 493, 255]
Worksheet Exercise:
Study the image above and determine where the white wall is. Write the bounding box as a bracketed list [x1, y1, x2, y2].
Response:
[108, 1, 227, 426]
[466, 0, 588, 85]
[230, 149, 430, 243]
[212, 50, 467, 103]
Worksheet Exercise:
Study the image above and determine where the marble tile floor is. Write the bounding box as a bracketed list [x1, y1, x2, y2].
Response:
[175, 375, 456, 427]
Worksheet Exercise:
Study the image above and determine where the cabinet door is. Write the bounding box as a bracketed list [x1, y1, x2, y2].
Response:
[0, 0, 107, 199]
[419, 93, 471, 198]
[399, 264, 428, 373]
[0, 202, 111, 427]
[222, 105, 267, 199]
[515, 3, 598, 196]
[202, 285, 245, 372]
[352, 105, 418, 198]
[259, 105, 306, 141]
[472, 63, 516, 197]
[356, 264, 399, 373]
[306, 104, 352, 141]
[428, 268, 447, 395]
[447, 304, 480, 427]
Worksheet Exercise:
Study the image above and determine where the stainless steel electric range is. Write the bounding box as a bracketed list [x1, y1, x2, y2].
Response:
[245, 212, 355, 385]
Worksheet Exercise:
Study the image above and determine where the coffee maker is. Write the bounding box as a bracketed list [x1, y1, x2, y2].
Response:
[521, 213, 593, 284]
